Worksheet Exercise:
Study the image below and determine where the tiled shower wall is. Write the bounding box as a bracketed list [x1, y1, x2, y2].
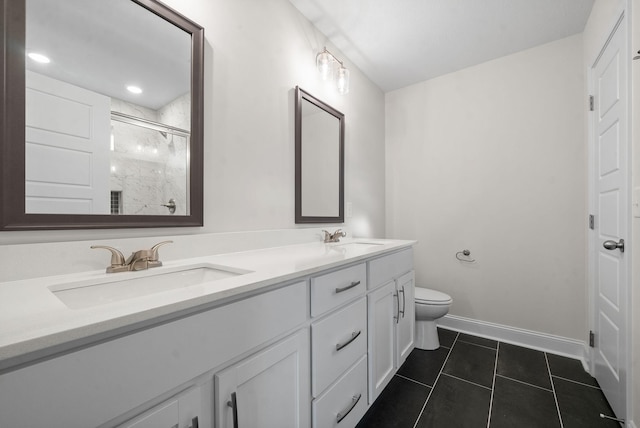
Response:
[110, 94, 190, 215]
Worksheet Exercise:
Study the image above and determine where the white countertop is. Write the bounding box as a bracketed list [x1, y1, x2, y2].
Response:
[0, 238, 415, 371]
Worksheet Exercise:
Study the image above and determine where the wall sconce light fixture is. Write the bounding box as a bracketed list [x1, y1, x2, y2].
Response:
[316, 47, 350, 94]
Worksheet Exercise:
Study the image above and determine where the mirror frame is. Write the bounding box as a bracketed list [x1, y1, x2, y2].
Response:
[0, 0, 204, 230]
[294, 86, 344, 224]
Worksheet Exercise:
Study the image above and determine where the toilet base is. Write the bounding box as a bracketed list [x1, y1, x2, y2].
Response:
[415, 319, 440, 350]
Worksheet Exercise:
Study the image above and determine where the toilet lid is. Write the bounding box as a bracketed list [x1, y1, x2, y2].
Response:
[415, 287, 452, 304]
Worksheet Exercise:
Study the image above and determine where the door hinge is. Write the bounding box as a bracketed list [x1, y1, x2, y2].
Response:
[589, 95, 594, 111]
[589, 214, 595, 230]
[589, 330, 595, 347]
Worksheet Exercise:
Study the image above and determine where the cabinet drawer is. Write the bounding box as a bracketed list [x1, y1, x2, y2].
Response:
[312, 356, 368, 428]
[311, 263, 366, 317]
[311, 298, 367, 397]
[367, 248, 413, 289]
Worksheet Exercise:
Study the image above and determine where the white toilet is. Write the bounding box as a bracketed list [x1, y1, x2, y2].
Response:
[414, 287, 453, 350]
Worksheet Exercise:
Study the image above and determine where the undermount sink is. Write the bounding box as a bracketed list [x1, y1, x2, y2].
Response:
[332, 242, 384, 251]
[49, 264, 253, 309]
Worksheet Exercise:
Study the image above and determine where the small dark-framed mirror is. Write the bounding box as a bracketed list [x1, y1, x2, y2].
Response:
[295, 86, 344, 224]
[0, 0, 204, 230]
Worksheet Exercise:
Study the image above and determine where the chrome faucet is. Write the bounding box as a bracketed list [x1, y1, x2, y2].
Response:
[91, 241, 173, 273]
[323, 229, 347, 243]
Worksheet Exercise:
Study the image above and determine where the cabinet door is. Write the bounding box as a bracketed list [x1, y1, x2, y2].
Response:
[367, 281, 396, 402]
[395, 271, 415, 367]
[215, 329, 311, 428]
[119, 386, 201, 428]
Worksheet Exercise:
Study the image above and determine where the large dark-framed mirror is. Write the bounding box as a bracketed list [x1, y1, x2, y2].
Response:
[0, 0, 204, 230]
[295, 86, 344, 224]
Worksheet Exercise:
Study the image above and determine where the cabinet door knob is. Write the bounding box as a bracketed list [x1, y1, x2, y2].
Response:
[227, 392, 239, 428]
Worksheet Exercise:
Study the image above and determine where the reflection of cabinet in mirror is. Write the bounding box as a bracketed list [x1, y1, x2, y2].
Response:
[295, 86, 344, 224]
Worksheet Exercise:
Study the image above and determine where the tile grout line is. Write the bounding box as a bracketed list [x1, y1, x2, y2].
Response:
[411, 331, 459, 428]
[494, 373, 553, 392]
[441, 372, 492, 391]
[550, 374, 602, 390]
[395, 373, 433, 389]
[545, 352, 565, 428]
[456, 339, 499, 352]
[486, 341, 499, 428]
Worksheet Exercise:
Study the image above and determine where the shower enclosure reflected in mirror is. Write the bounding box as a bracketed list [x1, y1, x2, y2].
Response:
[295, 86, 344, 223]
[0, 0, 204, 230]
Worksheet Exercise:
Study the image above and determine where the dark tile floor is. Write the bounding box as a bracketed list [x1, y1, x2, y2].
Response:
[356, 328, 620, 428]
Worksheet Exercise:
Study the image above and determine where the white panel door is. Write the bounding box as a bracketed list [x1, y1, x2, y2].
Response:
[25, 70, 110, 214]
[591, 14, 628, 420]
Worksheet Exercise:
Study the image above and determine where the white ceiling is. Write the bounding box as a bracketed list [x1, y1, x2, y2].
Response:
[26, 0, 191, 110]
[289, 0, 595, 92]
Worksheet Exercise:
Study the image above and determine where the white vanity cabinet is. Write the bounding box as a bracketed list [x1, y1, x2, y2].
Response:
[215, 329, 310, 428]
[119, 385, 202, 428]
[0, 281, 308, 428]
[0, 242, 416, 428]
[310, 263, 368, 428]
[366, 249, 415, 402]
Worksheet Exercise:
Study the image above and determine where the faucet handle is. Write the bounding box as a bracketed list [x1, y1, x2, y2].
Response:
[149, 240, 173, 262]
[91, 245, 126, 270]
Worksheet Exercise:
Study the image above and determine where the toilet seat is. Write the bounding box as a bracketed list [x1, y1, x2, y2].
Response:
[415, 287, 452, 305]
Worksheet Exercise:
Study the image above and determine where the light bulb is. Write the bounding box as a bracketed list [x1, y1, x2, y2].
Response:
[337, 66, 350, 95]
[316, 49, 333, 81]
[27, 52, 50, 63]
[127, 85, 143, 94]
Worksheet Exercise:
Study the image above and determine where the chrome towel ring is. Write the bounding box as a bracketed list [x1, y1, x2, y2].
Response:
[456, 249, 475, 263]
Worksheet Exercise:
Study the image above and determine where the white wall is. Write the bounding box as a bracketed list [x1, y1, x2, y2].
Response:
[385, 34, 586, 340]
[0, 0, 385, 247]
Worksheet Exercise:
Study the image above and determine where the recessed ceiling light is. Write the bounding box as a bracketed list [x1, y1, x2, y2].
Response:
[27, 52, 50, 64]
[126, 85, 143, 94]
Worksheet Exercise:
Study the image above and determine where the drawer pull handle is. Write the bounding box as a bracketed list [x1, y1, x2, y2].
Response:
[399, 286, 406, 318]
[394, 292, 400, 324]
[227, 392, 239, 428]
[335, 280, 360, 294]
[337, 393, 362, 423]
[336, 330, 361, 351]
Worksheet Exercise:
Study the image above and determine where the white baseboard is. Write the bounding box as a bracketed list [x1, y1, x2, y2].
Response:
[438, 314, 590, 370]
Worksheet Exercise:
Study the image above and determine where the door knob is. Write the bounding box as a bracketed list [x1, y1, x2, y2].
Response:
[603, 239, 624, 252]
